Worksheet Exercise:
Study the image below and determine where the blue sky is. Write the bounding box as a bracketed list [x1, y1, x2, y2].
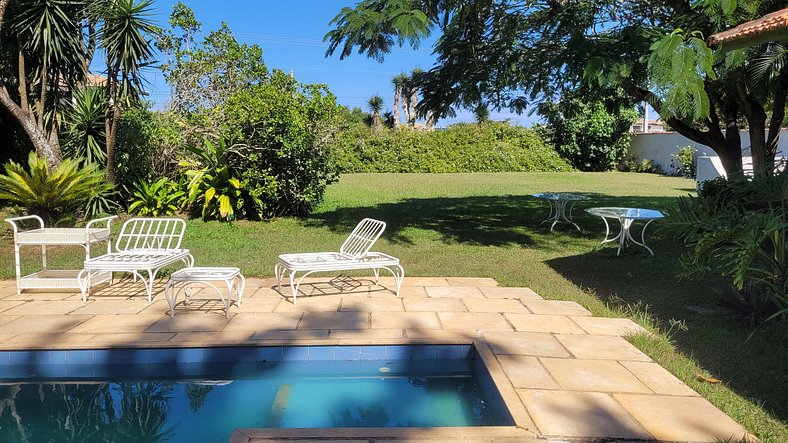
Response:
[142, 0, 541, 127]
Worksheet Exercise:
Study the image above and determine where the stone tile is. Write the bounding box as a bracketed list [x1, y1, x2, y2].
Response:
[138, 300, 173, 315]
[463, 298, 528, 313]
[371, 312, 441, 329]
[145, 314, 233, 333]
[340, 296, 404, 312]
[0, 315, 91, 334]
[224, 313, 303, 332]
[437, 312, 512, 332]
[69, 299, 151, 315]
[0, 315, 20, 326]
[250, 329, 329, 340]
[483, 331, 571, 358]
[403, 297, 467, 312]
[274, 295, 342, 312]
[235, 296, 282, 313]
[497, 355, 559, 389]
[2, 291, 77, 301]
[570, 316, 648, 336]
[426, 286, 484, 298]
[519, 390, 651, 439]
[329, 329, 404, 339]
[614, 394, 750, 442]
[505, 314, 587, 334]
[89, 332, 177, 345]
[402, 277, 449, 287]
[0, 300, 24, 313]
[394, 286, 428, 297]
[405, 329, 475, 339]
[69, 314, 164, 333]
[301, 312, 368, 329]
[446, 277, 499, 287]
[480, 287, 542, 300]
[5, 333, 95, 346]
[540, 358, 651, 393]
[521, 300, 592, 316]
[3, 300, 88, 315]
[619, 361, 700, 396]
[555, 335, 651, 361]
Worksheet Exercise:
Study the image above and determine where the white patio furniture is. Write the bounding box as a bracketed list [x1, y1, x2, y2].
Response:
[532, 193, 589, 231]
[585, 207, 665, 256]
[5, 215, 116, 295]
[275, 218, 404, 304]
[165, 267, 245, 318]
[78, 218, 194, 303]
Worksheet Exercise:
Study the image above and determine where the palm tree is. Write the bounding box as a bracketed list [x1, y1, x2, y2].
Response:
[403, 68, 423, 128]
[391, 73, 408, 129]
[367, 95, 383, 129]
[98, 0, 158, 184]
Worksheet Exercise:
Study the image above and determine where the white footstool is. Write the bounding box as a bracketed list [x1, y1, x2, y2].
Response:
[165, 267, 245, 318]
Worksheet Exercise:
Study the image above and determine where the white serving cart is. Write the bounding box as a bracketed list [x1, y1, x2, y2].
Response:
[5, 215, 116, 294]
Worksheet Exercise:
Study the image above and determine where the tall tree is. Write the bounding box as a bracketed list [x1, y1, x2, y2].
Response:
[98, 0, 157, 184]
[367, 94, 383, 129]
[391, 73, 407, 128]
[324, 0, 788, 176]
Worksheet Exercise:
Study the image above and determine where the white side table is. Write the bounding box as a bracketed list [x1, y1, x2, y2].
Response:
[5, 215, 116, 294]
[165, 267, 245, 317]
[532, 193, 589, 231]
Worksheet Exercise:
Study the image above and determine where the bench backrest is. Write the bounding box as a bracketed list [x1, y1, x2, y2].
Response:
[339, 218, 386, 259]
[115, 218, 187, 252]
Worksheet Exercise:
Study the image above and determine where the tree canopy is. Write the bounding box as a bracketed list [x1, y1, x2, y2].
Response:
[325, 0, 788, 176]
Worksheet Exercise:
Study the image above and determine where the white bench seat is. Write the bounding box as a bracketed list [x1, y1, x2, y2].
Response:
[78, 218, 194, 303]
[275, 219, 404, 304]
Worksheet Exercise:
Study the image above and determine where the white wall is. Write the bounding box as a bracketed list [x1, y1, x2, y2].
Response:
[628, 129, 788, 174]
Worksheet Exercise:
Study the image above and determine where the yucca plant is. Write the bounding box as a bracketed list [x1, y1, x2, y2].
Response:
[0, 152, 113, 225]
[180, 138, 242, 221]
[63, 85, 107, 164]
[128, 177, 184, 216]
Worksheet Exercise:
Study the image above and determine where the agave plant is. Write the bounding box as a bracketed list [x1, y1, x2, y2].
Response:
[128, 177, 184, 217]
[0, 152, 113, 225]
[180, 138, 242, 221]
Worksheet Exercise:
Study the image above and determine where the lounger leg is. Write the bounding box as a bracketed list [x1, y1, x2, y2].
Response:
[395, 265, 405, 297]
[274, 264, 283, 291]
[145, 270, 157, 303]
[165, 280, 176, 318]
[289, 271, 298, 304]
[78, 269, 90, 303]
[373, 268, 380, 284]
[236, 274, 246, 307]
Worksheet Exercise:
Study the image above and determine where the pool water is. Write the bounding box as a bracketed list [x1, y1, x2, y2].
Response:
[0, 346, 513, 442]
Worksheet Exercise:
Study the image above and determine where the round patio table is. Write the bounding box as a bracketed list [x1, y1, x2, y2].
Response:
[532, 193, 589, 231]
[585, 207, 665, 256]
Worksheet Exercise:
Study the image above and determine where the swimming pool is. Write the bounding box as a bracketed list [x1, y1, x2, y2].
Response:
[0, 345, 513, 442]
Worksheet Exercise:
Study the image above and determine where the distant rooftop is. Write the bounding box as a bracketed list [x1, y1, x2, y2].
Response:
[708, 7, 788, 49]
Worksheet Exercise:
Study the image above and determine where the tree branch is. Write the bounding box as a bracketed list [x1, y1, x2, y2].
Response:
[766, 65, 788, 151]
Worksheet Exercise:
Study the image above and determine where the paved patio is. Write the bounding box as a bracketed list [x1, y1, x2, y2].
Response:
[0, 276, 751, 442]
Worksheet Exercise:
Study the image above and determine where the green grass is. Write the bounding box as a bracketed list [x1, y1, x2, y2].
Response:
[1, 172, 786, 441]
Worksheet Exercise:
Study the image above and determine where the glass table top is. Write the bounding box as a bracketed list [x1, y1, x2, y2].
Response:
[585, 207, 665, 219]
[532, 193, 589, 201]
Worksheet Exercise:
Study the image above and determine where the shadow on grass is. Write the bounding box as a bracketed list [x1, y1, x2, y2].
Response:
[306, 194, 680, 247]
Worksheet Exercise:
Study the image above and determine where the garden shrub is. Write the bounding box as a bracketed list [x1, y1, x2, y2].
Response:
[666, 174, 787, 326]
[671, 145, 697, 178]
[128, 177, 184, 217]
[539, 97, 638, 171]
[618, 155, 664, 174]
[332, 122, 571, 173]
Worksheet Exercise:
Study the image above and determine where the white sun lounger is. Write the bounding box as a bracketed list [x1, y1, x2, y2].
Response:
[78, 218, 194, 303]
[275, 218, 404, 304]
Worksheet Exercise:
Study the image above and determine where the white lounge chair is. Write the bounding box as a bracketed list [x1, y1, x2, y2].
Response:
[275, 218, 404, 304]
[78, 218, 194, 303]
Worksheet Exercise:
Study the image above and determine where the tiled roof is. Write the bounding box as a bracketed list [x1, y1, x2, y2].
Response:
[708, 7, 788, 46]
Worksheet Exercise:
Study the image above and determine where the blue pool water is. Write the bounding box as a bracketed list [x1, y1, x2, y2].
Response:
[0, 345, 513, 442]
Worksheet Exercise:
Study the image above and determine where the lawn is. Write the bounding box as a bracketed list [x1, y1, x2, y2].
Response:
[2, 172, 786, 441]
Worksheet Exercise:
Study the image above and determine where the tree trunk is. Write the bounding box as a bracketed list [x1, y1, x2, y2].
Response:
[105, 101, 121, 184]
[392, 86, 400, 129]
[0, 85, 60, 166]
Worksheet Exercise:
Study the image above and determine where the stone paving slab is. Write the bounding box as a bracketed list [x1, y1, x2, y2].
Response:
[0, 277, 751, 443]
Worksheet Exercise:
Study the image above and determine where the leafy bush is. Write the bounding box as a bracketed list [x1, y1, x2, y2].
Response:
[666, 174, 787, 326]
[0, 152, 113, 225]
[332, 122, 571, 173]
[128, 177, 184, 217]
[618, 155, 664, 174]
[62, 86, 107, 164]
[180, 138, 242, 221]
[539, 97, 638, 171]
[220, 71, 341, 218]
[671, 145, 697, 178]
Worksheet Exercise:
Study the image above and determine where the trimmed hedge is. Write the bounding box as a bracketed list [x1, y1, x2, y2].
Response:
[332, 122, 572, 173]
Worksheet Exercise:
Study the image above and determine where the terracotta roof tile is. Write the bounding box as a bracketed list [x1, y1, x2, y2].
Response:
[708, 7, 788, 46]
